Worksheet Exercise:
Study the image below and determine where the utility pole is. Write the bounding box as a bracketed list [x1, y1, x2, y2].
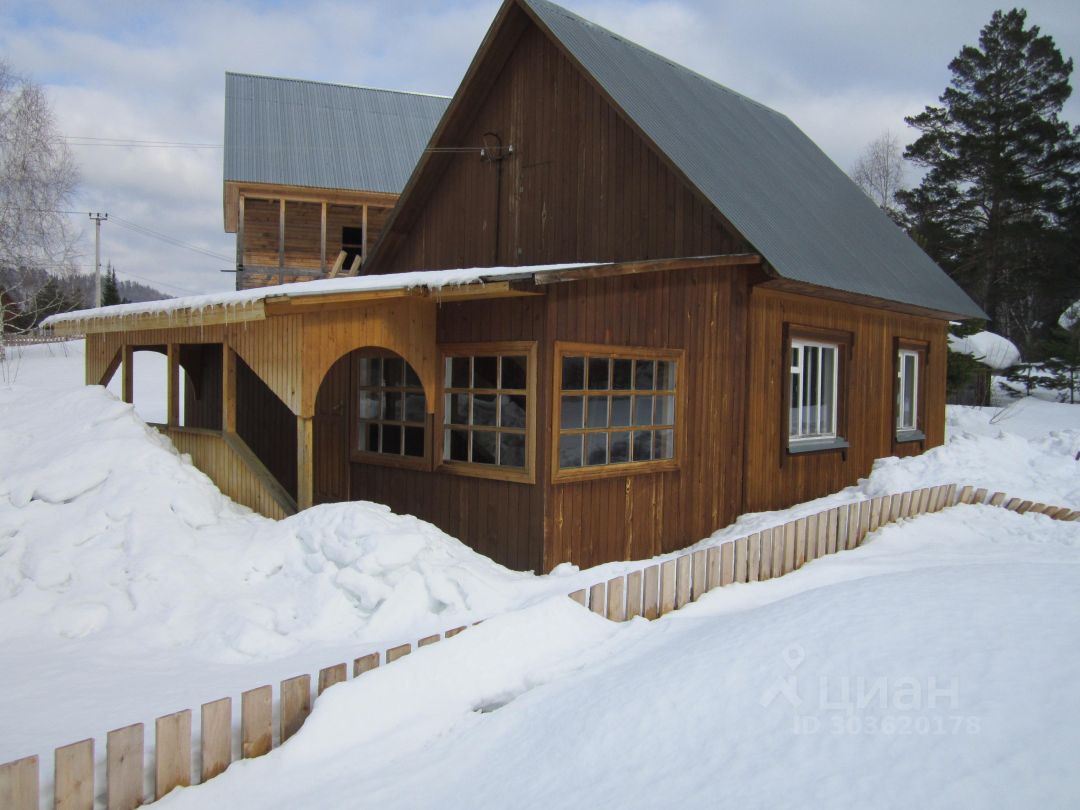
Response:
[89, 212, 108, 307]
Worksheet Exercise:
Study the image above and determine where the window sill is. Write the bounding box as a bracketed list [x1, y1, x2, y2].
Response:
[552, 458, 679, 484]
[895, 429, 926, 444]
[435, 460, 535, 485]
[787, 437, 849, 455]
[350, 451, 431, 472]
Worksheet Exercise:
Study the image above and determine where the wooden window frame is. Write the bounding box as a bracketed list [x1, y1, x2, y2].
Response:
[894, 338, 928, 444]
[782, 324, 852, 456]
[552, 341, 685, 484]
[349, 350, 432, 472]
[436, 341, 537, 484]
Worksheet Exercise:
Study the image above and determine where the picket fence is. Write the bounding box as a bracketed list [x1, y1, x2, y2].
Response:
[2, 483, 1077, 809]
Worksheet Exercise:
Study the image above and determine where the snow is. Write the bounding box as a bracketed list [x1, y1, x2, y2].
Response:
[1, 338, 1078, 807]
[41, 263, 595, 328]
[948, 330, 1021, 370]
[156, 505, 1080, 809]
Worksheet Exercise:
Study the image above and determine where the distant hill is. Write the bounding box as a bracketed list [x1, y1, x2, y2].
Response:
[0, 266, 172, 309]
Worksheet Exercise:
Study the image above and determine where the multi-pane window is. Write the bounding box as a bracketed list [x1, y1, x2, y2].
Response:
[789, 339, 840, 443]
[354, 354, 426, 460]
[558, 349, 678, 472]
[442, 350, 530, 471]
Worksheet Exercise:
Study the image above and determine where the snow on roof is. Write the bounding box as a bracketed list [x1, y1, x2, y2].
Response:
[948, 331, 1021, 371]
[42, 263, 595, 328]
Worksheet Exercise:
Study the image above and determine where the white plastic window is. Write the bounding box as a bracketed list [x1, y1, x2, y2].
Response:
[896, 349, 919, 432]
[789, 339, 839, 442]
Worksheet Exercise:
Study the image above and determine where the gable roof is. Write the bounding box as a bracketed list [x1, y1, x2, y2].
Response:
[223, 72, 450, 194]
[517, 0, 983, 319]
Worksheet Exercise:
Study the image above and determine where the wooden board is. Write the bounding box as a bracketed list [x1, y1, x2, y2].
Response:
[569, 589, 587, 607]
[758, 531, 774, 579]
[107, 724, 143, 810]
[659, 560, 676, 615]
[642, 565, 660, 620]
[280, 675, 311, 743]
[318, 663, 348, 695]
[418, 635, 441, 647]
[155, 710, 191, 800]
[626, 570, 644, 618]
[783, 522, 796, 573]
[0, 755, 38, 810]
[241, 686, 272, 759]
[353, 652, 380, 677]
[691, 549, 708, 600]
[589, 582, 607, 616]
[200, 698, 232, 782]
[720, 543, 734, 586]
[386, 644, 412, 664]
[706, 547, 722, 590]
[675, 555, 692, 609]
[747, 533, 761, 581]
[606, 576, 627, 622]
[55, 739, 93, 810]
[794, 518, 807, 569]
[734, 537, 749, 583]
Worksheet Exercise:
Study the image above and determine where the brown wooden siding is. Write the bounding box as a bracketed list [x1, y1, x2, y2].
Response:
[339, 296, 549, 573]
[180, 343, 223, 430]
[242, 198, 392, 273]
[164, 427, 291, 520]
[236, 355, 298, 501]
[543, 265, 750, 570]
[372, 22, 745, 273]
[743, 286, 948, 513]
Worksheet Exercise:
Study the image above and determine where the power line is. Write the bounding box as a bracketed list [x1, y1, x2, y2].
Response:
[105, 216, 234, 264]
[60, 136, 223, 149]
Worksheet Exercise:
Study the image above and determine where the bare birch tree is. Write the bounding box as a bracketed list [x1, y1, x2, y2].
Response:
[850, 131, 906, 220]
[0, 59, 80, 274]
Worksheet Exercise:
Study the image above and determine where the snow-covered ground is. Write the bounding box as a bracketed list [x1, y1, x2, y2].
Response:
[1, 339, 1078, 807]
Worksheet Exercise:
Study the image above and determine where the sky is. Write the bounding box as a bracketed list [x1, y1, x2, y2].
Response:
[1, 0, 1078, 298]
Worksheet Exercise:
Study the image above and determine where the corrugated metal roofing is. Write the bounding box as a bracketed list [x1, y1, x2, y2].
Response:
[522, 0, 984, 318]
[224, 73, 449, 194]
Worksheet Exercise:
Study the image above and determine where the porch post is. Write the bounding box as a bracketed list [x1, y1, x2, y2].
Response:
[167, 344, 179, 427]
[297, 415, 313, 510]
[320, 202, 327, 275]
[278, 198, 286, 283]
[121, 345, 134, 404]
[235, 195, 245, 271]
[361, 204, 369, 268]
[222, 344, 236, 434]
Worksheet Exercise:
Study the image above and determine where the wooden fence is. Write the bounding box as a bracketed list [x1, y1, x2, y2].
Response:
[0, 624, 468, 810]
[567, 484, 1078, 619]
[2, 484, 1077, 809]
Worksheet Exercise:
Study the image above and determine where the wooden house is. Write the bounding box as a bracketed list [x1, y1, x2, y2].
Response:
[48, 0, 982, 573]
[223, 73, 448, 289]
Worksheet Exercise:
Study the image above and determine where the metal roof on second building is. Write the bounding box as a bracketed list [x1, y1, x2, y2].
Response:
[521, 0, 984, 319]
[224, 72, 449, 194]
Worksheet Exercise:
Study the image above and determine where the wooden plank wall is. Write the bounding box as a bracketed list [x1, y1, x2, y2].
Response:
[236, 356, 298, 501]
[165, 428, 291, 520]
[342, 296, 548, 572]
[179, 343, 223, 430]
[371, 20, 748, 273]
[743, 286, 949, 512]
[242, 199, 392, 273]
[544, 266, 752, 570]
[83, 320, 304, 417]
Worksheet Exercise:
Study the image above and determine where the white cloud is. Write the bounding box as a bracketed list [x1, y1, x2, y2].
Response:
[2, 0, 1077, 295]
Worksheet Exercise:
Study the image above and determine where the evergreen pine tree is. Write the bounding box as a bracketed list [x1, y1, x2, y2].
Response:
[101, 262, 122, 306]
[898, 9, 1080, 352]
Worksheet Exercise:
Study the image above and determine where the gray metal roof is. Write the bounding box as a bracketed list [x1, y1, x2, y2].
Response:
[224, 73, 449, 194]
[522, 0, 984, 318]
